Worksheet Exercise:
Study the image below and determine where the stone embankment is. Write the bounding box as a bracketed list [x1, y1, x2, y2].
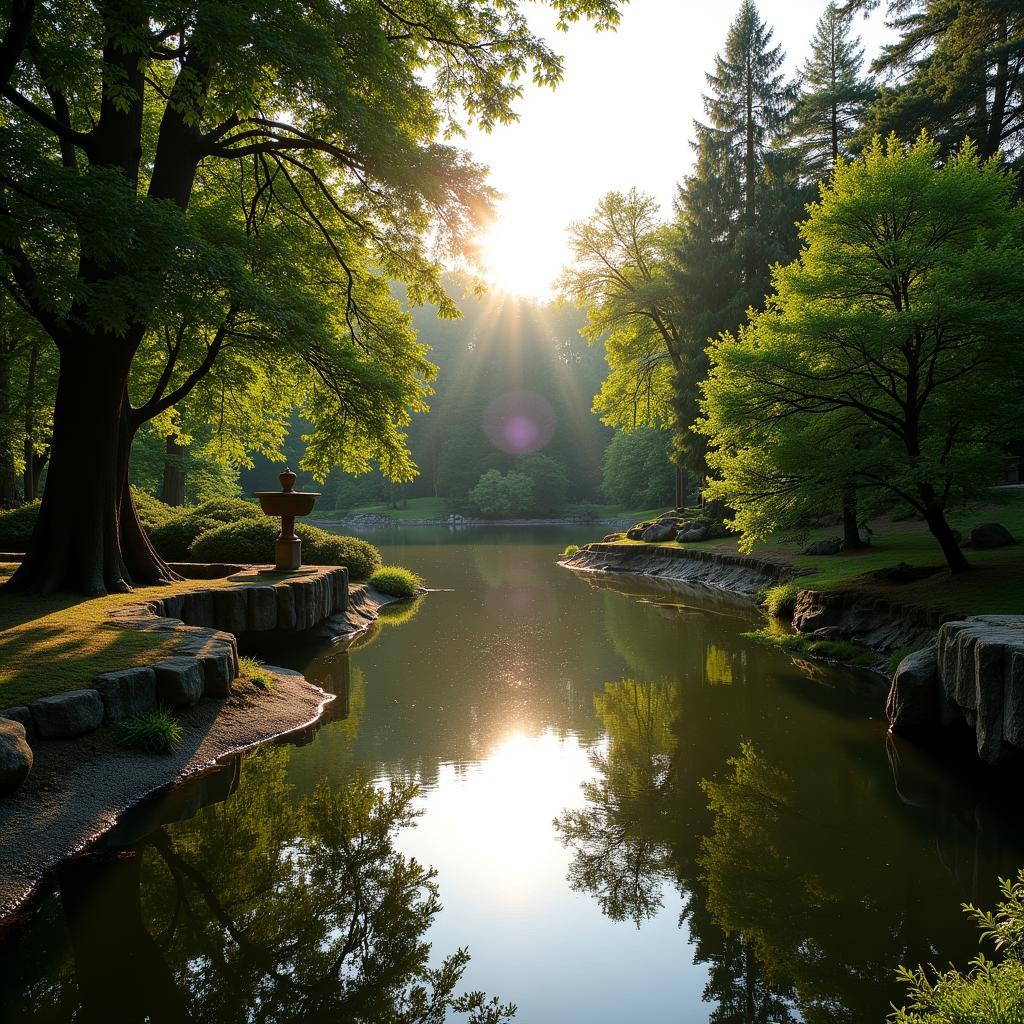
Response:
[888, 615, 1024, 765]
[562, 542, 806, 597]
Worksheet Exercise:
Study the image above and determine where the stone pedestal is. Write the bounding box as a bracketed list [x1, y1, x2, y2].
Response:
[275, 536, 301, 572]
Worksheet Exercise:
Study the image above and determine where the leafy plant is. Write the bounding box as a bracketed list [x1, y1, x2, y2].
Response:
[239, 655, 275, 690]
[562, 544, 581, 557]
[114, 709, 183, 755]
[369, 565, 424, 599]
[759, 582, 800, 618]
[744, 628, 876, 667]
[191, 497, 263, 524]
[148, 512, 219, 561]
[891, 870, 1024, 1022]
[0, 501, 41, 551]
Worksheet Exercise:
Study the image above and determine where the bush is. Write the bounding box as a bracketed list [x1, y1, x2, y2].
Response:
[189, 519, 381, 580]
[191, 496, 262, 524]
[369, 565, 424, 598]
[562, 544, 580, 557]
[469, 469, 535, 517]
[114, 709, 183, 755]
[148, 511, 219, 561]
[891, 870, 1024, 1022]
[759, 582, 799, 618]
[132, 487, 174, 530]
[0, 501, 40, 550]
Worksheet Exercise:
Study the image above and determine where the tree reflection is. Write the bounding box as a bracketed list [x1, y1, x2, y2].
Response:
[12, 747, 515, 1024]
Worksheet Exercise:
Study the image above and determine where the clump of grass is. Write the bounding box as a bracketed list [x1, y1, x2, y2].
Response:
[887, 646, 916, 673]
[758, 582, 800, 618]
[743, 628, 877, 667]
[239, 654, 275, 690]
[368, 565, 424, 599]
[115, 709, 183, 755]
[562, 544, 581, 557]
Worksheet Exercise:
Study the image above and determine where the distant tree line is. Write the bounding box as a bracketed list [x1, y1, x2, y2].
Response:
[565, 0, 1024, 571]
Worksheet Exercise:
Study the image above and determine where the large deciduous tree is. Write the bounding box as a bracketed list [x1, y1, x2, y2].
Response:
[699, 134, 1024, 573]
[0, 0, 621, 595]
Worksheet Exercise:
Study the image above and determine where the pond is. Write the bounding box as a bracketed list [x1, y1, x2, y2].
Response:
[2, 526, 1023, 1022]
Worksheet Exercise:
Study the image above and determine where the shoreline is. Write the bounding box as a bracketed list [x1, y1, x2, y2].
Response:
[0, 586, 397, 921]
[312, 515, 633, 529]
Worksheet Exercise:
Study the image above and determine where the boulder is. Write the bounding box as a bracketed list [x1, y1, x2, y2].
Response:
[642, 520, 678, 543]
[625, 527, 646, 540]
[791, 590, 841, 634]
[802, 537, 842, 556]
[962, 522, 1015, 549]
[678, 527, 708, 543]
[0, 718, 32, 793]
[31, 689, 104, 738]
[153, 657, 205, 708]
[0, 705, 33, 736]
[92, 667, 158, 722]
[886, 644, 940, 733]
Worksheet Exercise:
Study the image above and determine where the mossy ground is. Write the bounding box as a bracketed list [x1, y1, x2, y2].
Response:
[0, 568, 246, 707]
[597, 490, 1024, 615]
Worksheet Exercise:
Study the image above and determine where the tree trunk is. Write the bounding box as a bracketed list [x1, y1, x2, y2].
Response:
[23, 335, 39, 501]
[841, 483, 865, 550]
[674, 466, 688, 509]
[919, 486, 970, 574]
[0, 351, 20, 508]
[6, 341, 177, 594]
[161, 434, 186, 506]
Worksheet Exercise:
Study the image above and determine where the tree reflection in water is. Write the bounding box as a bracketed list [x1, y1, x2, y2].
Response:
[7, 747, 515, 1024]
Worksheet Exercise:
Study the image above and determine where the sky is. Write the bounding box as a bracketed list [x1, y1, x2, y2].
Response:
[464, 0, 891, 298]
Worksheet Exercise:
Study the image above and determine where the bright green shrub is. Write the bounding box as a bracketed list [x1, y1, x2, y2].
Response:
[148, 512, 219, 561]
[189, 519, 381, 580]
[760, 582, 799, 617]
[368, 565, 424, 598]
[191, 496, 262, 524]
[891, 870, 1024, 1023]
[0, 501, 40, 550]
[132, 487, 174, 530]
[562, 544, 580, 557]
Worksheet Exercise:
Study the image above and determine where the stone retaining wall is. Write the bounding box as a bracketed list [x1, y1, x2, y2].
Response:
[0, 567, 348, 793]
[564, 543, 805, 597]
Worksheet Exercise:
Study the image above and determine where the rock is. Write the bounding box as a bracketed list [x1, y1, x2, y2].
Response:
[802, 537, 842, 556]
[153, 657, 205, 708]
[678, 527, 708, 542]
[642, 520, 678, 543]
[31, 689, 105, 738]
[92, 667, 158, 722]
[791, 590, 841, 634]
[246, 585, 278, 631]
[962, 522, 1015, 549]
[0, 718, 32, 793]
[625, 528, 646, 540]
[886, 644, 940, 733]
[214, 587, 249, 635]
[0, 705, 32, 736]
[809, 626, 843, 641]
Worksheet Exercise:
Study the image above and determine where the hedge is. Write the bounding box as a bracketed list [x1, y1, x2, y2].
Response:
[189, 519, 381, 580]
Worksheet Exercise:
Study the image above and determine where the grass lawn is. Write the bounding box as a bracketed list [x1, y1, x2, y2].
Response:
[0, 569, 245, 708]
[598, 489, 1024, 615]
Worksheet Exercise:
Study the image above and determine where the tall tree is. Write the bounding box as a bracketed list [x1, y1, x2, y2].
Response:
[699, 134, 1024, 573]
[670, 1, 801, 486]
[0, 0, 622, 595]
[789, 2, 874, 177]
[852, 0, 1024, 175]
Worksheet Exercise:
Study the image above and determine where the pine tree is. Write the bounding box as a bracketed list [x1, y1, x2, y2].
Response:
[790, 3, 874, 178]
[669, 1, 801, 482]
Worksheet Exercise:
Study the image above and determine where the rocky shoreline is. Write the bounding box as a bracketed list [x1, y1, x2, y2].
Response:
[0, 583, 399, 920]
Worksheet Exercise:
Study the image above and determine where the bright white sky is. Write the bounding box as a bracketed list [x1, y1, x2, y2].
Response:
[465, 0, 891, 297]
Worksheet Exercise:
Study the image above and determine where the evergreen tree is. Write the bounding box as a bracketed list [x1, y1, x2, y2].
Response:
[790, 3, 874, 178]
[669, 1, 801, 483]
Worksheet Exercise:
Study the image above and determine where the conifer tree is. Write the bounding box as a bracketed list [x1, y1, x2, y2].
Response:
[790, 3, 874, 178]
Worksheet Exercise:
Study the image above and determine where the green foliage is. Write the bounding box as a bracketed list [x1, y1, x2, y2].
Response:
[562, 544, 581, 557]
[191, 497, 262, 524]
[700, 134, 1024, 569]
[0, 501, 40, 551]
[759, 583, 799, 618]
[131, 488, 174, 531]
[189, 520, 381, 579]
[891, 870, 1024, 1023]
[744, 628, 876, 667]
[148, 512, 219, 561]
[239, 655, 275, 691]
[114, 709, 183, 755]
[515, 453, 568, 514]
[468, 469, 536, 518]
[369, 565, 425, 599]
[601, 429, 675, 508]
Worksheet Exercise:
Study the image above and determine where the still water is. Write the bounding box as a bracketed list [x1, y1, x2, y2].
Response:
[2, 526, 1024, 1023]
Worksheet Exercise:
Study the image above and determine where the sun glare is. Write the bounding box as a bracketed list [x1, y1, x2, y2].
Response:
[477, 216, 561, 300]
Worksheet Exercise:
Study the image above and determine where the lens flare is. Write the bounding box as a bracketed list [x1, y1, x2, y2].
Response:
[483, 390, 556, 455]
